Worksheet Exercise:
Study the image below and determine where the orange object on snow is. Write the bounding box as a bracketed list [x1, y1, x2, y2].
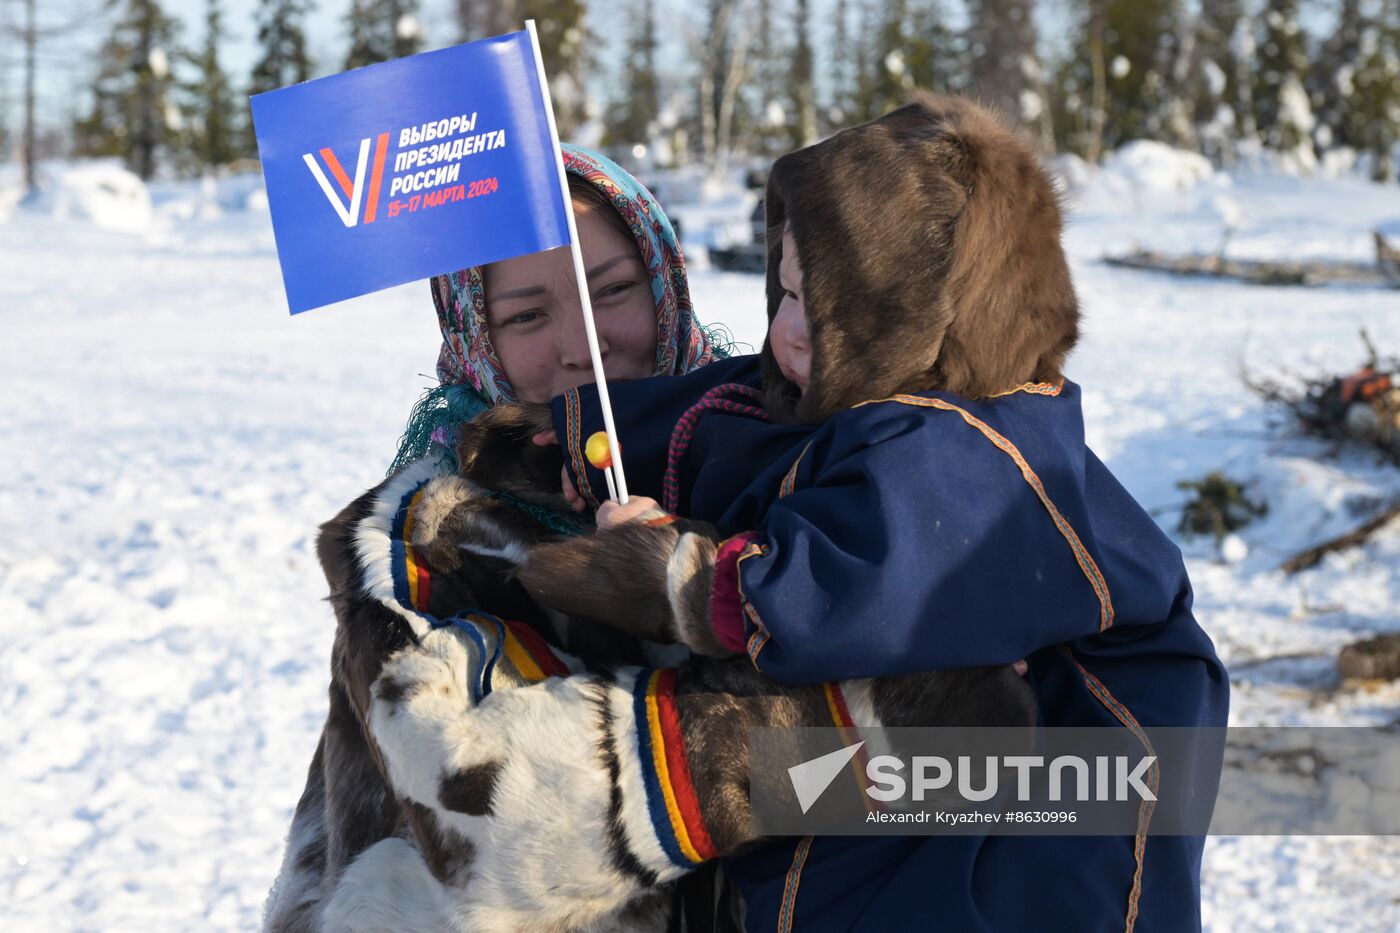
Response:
[1339, 366, 1393, 405]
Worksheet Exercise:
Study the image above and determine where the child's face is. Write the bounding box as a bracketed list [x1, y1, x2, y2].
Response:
[771, 226, 812, 395]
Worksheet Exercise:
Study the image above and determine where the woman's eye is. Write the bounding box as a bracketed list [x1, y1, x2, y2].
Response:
[500, 310, 542, 328]
[596, 281, 636, 300]
[783, 289, 798, 301]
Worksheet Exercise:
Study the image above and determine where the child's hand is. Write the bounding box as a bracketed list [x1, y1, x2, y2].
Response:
[597, 496, 666, 530]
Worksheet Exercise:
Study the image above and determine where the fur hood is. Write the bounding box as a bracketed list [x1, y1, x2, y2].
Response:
[760, 91, 1079, 423]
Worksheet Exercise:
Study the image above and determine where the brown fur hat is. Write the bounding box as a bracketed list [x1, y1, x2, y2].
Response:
[761, 91, 1079, 422]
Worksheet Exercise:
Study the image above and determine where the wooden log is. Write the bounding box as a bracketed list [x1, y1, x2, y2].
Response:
[1280, 499, 1400, 574]
[1338, 633, 1400, 681]
[1103, 247, 1387, 288]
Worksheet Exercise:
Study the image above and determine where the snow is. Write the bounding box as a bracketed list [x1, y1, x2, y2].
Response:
[38, 162, 156, 234]
[3, 154, 1400, 930]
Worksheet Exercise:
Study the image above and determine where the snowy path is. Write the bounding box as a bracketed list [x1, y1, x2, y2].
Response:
[3, 170, 1400, 930]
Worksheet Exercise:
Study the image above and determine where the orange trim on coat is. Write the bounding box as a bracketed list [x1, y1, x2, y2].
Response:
[1061, 645, 1161, 933]
[857, 394, 1116, 632]
[777, 835, 815, 933]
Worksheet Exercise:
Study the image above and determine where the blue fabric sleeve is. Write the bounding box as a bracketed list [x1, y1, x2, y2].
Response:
[737, 400, 1112, 683]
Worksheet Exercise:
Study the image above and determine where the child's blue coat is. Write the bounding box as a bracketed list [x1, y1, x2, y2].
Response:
[552, 355, 1229, 932]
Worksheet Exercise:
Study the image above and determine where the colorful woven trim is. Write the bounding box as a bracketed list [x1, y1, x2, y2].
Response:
[711, 533, 758, 654]
[729, 536, 775, 668]
[631, 668, 719, 869]
[563, 387, 600, 509]
[991, 379, 1065, 398]
[778, 441, 813, 499]
[1060, 645, 1160, 933]
[498, 617, 570, 680]
[777, 835, 814, 933]
[387, 479, 569, 699]
[390, 480, 435, 614]
[823, 683, 883, 815]
[427, 611, 571, 703]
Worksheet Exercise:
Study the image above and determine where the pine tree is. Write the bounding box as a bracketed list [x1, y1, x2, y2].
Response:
[870, 0, 910, 118]
[1159, 8, 1199, 151]
[345, 0, 420, 71]
[0, 94, 9, 169]
[608, 0, 658, 148]
[1310, 0, 1364, 153]
[453, 0, 515, 40]
[849, 0, 880, 122]
[72, 0, 182, 180]
[1191, 0, 1246, 162]
[1253, 0, 1313, 158]
[744, 0, 784, 153]
[906, 0, 961, 96]
[1350, 0, 1400, 181]
[249, 0, 313, 97]
[1052, 0, 1179, 158]
[826, 0, 854, 128]
[967, 0, 1038, 124]
[520, 0, 591, 137]
[789, 0, 818, 148]
[184, 0, 240, 168]
[452, 0, 592, 136]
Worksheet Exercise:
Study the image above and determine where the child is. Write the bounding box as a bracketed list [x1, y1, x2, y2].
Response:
[516, 92, 1229, 931]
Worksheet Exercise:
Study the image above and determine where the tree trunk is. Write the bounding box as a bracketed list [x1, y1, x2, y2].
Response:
[135, 0, 158, 181]
[1086, 0, 1106, 164]
[22, 0, 37, 198]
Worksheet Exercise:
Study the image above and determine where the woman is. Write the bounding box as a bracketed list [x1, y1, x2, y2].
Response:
[261, 145, 730, 933]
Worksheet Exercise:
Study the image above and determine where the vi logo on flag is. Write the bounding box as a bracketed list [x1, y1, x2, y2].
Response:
[251, 29, 570, 313]
[303, 133, 391, 227]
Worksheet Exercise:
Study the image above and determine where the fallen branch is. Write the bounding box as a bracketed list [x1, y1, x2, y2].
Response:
[1103, 247, 1388, 287]
[1242, 331, 1400, 466]
[1280, 499, 1400, 574]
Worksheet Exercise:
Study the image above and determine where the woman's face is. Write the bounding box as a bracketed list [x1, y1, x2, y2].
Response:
[770, 225, 812, 395]
[483, 203, 658, 403]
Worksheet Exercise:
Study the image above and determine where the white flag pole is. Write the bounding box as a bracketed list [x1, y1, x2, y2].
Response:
[525, 19, 630, 504]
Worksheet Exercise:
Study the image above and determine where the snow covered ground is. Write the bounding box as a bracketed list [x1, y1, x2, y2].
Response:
[2, 155, 1399, 930]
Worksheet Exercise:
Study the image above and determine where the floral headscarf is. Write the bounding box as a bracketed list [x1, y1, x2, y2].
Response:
[391, 145, 727, 472]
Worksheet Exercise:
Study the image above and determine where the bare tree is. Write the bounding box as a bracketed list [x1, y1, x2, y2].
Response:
[790, 0, 818, 148]
[6, 0, 90, 199]
[695, 0, 755, 173]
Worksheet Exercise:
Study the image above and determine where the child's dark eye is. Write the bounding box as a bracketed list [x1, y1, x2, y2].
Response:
[783, 289, 799, 301]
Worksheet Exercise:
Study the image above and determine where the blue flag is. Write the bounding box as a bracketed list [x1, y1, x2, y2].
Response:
[250, 31, 570, 314]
